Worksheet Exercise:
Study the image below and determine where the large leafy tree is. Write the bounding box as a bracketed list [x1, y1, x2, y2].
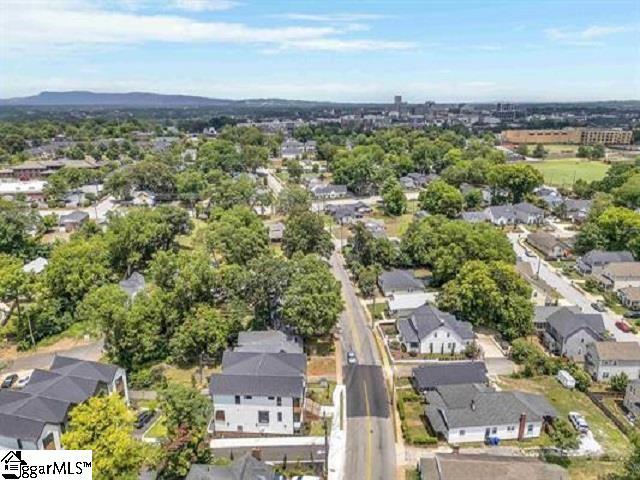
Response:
[282, 255, 343, 338]
[0, 199, 42, 258]
[62, 395, 149, 480]
[488, 163, 543, 203]
[381, 177, 407, 216]
[550, 419, 580, 455]
[0, 254, 33, 344]
[438, 260, 533, 340]
[247, 255, 292, 325]
[277, 185, 312, 215]
[282, 211, 333, 258]
[575, 206, 640, 258]
[418, 180, 464, 218]
[207, 206, 269, 265]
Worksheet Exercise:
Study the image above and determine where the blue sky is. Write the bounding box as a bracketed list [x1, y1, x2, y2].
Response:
[1, 0, 639, 102]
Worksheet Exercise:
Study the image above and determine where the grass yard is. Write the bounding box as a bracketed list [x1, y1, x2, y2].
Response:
[146, 415, 167, 439]
[497, 376, 630, 457]
[545, 457, 622, 480]
[367, 302, 387, 320]
[520, 159, 609, 187]
[397, 389, 437, 446]
[164, 364, 219, 388]
[540, 144, 580, 156]
[307, 381, 336, 405]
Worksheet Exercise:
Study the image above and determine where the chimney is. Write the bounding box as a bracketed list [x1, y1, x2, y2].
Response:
[517, 413, 527, 441]
[251, 448, 262, 461]
[470, 399, 476, 411]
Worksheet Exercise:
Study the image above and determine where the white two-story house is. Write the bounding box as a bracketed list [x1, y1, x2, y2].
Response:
[210, 347, 306, 435]
[397, 304, 474, 355]
[585, 342, 640, 382]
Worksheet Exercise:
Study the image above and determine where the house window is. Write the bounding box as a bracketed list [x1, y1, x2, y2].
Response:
[507, 426, 515, 431]
[235, 396, 241, 405]
[603, 372, 609, 379]
[459, 430, 465, 436]
[277, 412, 283, 422]
[215, 410, 226, 422]
[277, 397, 282, 406]
[42, 432, 56, 450]
[491, 427, 497, 434]
[268, 396, 275, 400]
[237, 425, 243, 432]
[527, 424, 534, 434]
[258, 411, 270, 424]
[245, 395, 253, 400]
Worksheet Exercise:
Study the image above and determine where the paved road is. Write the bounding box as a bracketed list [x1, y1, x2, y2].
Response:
[510, 232, 637, 342]
[0, 339, 104, 374]
[329, 251, 396, 480]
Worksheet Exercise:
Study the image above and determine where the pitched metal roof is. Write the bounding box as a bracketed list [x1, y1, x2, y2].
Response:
[413, 362, 488, 391]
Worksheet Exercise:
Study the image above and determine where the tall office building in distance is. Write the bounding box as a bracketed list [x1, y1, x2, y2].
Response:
[394, 95, 402, 114]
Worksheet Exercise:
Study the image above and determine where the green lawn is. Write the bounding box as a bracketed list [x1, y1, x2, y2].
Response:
[307, 381, 336, 406]
[519, 159, 610, 187]
[367, 302, 387, 320]
[498, 376, 630, 457]
[146, 415, 167, 439]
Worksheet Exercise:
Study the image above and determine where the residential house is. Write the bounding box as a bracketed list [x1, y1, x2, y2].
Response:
[563, 199, 591, 223]
[388, 292, 437, 318]
[0, 180, 46, 204]
[235, 330, 303, 354]
[0, 356, 128, 450]
[324, 204, 363, 224]
[397, 304, 475, 355]
[209, 349, 306, 435]
[186, 452, 277, 480]
[399, 176, 417, 190]
[281, 139, 305, 159]
[618, 286, 640, 311]
[526, 232, 571, 260]
[363, 220, 386, 238]
[119, 271, 146, 300]
[484, 203, 544, 226]
[624, 379, 640, 418]
[533, 305, 580, 333]
[575, 250, 634, 275]
[378, 269, 425, 297]
[424, 383, 556, 444]
[418, 453, 568, 480]
[585, 342, 640, 382]
[413, 362, 488, 393]
[461, 211, 488, 223]
[310, 184, 348, 199]
[595, 262, 640, 292]
[131, 190, 156, 207]
[268, 222, 285, 242]
[22, 257, 48, 275]
[542, 307, 606, 360]
[58, 210, 89, 232]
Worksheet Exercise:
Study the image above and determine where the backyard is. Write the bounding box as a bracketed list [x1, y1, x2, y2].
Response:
[519, 159, 610, 187]
[497, 375, 631, 457]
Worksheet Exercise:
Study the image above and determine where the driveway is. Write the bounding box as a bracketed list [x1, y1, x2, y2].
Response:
[476, 333, 516, 376]
[509, 231, 638, 342]
[0, 339, 104, 374]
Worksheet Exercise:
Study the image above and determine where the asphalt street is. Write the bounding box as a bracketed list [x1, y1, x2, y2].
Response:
[329, 251, 396, 480]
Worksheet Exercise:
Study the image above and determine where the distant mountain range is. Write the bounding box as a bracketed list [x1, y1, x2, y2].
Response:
[0, 91, 340, 108]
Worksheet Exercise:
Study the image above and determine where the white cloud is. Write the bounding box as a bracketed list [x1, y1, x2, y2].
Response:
[545, 24, 637, 46]
[274, 13, 387, 23]
[170, 0, 240, 12]
[0, 1, 411, 54]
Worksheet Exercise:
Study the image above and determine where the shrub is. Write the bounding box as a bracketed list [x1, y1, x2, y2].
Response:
[408, 432, 438, 445]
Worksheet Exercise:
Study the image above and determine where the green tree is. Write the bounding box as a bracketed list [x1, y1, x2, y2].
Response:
[550, 418, 580, 455]
[207, 207, 269, 265]
[515, 144, 529, 156]
[438, 260, 533, 339]
[0, 199, 42, 257]
[463, 188, 484, 209]
[277, 185, 312, 215]
[62, 395, 149, 480]
[590, 144, 605, 160]
[488, 163, 543, 203]
[169, 305, 236, 366]
[577, 145, 591, 158]
[357, 265, 380, 299]
[76, 283, 129, 336]
[610, 372, 629, 393]
[418, 180, 464, 218]
[0, 254, 33, 345]
[282, 255, 343, 338]
[609, 436, 640, 480]
[159, 383, 212, 434]
[282, 211, 333, 258]
[247, 255, 292, 325]
[176, 170, 207, 209]
[381, 177, 407, 216]
[614, 174, 640, 209]
[532, 144, 547, 158]
[285, 159, 304, 183]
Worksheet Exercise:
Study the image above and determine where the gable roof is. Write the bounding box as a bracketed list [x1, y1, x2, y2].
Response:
[413, 362, 488, 391]
[49, 355, 120, 384]
[0, 390, 71, 425]
[581, 250, 634, 266]
[534, 305, 581, 325]
[398, 304, 474, 343]
[23, 369, 103, 404]
[379, 269, 425, 293]
[186, 453, 275, 480]
[601, 262, 640, 279]
[236, 330, 303, 354]
[546, 308, 605, 340]
[591, 341, 640, 361]
[59, 210, 89, 224]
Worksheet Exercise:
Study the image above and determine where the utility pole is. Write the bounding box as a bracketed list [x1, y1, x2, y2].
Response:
[323, 413, 328, 478]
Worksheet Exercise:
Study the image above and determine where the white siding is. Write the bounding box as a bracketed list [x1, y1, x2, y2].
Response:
[212, 394, 301, 435]
[418, 327, 471, 355]
[446, 421, 542, 444]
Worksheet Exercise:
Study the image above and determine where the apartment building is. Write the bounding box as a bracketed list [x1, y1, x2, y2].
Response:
[502, 128, 632, 145]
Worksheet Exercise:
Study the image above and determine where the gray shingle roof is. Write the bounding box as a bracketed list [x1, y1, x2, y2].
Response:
[186, 453, 275, 480]
[119, 272, 146, 298]
[546, 308, 605, 341]
[581, 250, 634, 267]
[49, 355, 119, 384]
[236, 330, 303, 354]
[23, 369, 102, 404]
[425, 383, 556, 431]
[0, 412, 46, 441]
[533, 305, 581, 325]
[379, 269, 425, 294]
[413, 362, 488, 391]
[399, 304, 474, 342]
[0, 390, 71, 425]
[210, 351, 306, 398]
[461, 211, 487, 223]
[59, 210, 89, 224]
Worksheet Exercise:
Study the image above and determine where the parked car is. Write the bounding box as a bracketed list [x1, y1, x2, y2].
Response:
[624, 310, 640, 319]
[616, 321, 632, 333]
[1, 374, 18, 389]
[569, 411, 589, 434]
[135, 410, 155, 429]
[15, 375, 30, 388]
[591, 301, 606, 312]
[347, 351, 357, 365]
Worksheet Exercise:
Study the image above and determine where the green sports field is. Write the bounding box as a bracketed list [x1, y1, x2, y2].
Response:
[519, 159, 610, 187]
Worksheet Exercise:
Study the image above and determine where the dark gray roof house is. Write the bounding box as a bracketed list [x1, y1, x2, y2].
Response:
[58, 210, 89, 226]
[397, 304, 474, 346]
[186, 453, 276, 480]
[119, 271, 146, 299]
[461, 211, 488, 223]
[209, 351, 306, 398]
[533, 305, 581, 332]
[378, 269, 425, 296]
[543, 308, 606, 359]
[576, 250, 634, 274]
[235, 330, 303, 354]
[413, 362, 488, 392]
